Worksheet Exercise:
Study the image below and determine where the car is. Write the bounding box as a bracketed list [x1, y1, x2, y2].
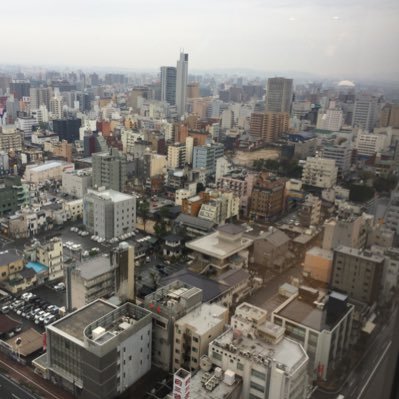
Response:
[82, 250, 89, 257]
[156, 264, 164, 270]
[1, 305, 10, 314]
[6, 331, 15, 339]
[14, 326, 22, 333]
[54, 283, 65, 291]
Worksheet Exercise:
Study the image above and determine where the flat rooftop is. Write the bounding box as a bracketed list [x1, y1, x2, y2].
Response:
[27, 161, 64, 172]
[306, 246, 333, 260]
[335, 245, 385, 262]
[176, 303, 226, 335]
[214, 328, 307, 373]
[87, 189, 133, 202]
[276, 297, 350, 331]
[51, 300, 116, 343]
[78, 255, 113, 280]
[186, 231, 253, 259]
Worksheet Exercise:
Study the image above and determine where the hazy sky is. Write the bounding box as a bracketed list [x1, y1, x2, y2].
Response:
[2, 0, 399, 79]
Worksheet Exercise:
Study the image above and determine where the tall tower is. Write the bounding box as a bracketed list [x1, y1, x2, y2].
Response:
[160, 66, 176, 105]
[265, 77, 293, 113]
[176, 52, 189, 116]
[352, 94, 379, 132]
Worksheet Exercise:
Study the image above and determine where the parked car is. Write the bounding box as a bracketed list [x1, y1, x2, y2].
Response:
[1, 305, 10, 314]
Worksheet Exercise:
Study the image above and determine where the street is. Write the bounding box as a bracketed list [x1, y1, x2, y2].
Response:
[0, 372, 38, 399]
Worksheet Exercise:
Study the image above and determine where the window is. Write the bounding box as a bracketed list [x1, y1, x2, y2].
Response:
[237, 362, 244, 370]
[250, 381, 265, 393]
[251, 369, 266, 379]
[212, 350, 222, 361]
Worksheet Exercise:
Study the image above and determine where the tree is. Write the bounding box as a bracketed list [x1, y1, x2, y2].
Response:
[154, 220, 167, 237]
[349, 184, 375, 202]
[196, 182, 205, 194]
[137, 200, 150, 232]
[373, 175, 398, 194]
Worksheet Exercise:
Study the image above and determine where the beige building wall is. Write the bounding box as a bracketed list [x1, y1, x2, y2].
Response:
[303, 247, 333, 283]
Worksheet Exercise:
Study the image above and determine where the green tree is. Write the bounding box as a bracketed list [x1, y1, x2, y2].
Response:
[154, 220, 167, 237]
[137, 200, 150, 231]
[349, 184, 375, 202]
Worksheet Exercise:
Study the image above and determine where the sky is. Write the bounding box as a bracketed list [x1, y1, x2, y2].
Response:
[2, 0, 399, 79]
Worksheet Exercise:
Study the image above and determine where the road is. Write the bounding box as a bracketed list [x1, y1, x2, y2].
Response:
[0, 372, 38, 399]
[312, 306, 398, 399]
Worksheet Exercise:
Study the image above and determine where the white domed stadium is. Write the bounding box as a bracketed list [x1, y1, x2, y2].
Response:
[337, 80, 355, 87]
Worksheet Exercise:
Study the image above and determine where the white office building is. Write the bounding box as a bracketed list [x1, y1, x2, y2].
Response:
[176, 52, 189, 116]
[301, 157, 338, 189]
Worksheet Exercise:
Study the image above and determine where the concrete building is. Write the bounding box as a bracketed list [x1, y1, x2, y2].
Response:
[316, 108, 343, 131]
[186, 224, 253, 275]
[303, 247, 333, 284]
[0, 176, 28, 216]
[0, 126, 23, 151]
[33, 300, 152, 399]
[49, 95, 64, 120]
[385, 184, 399, 235]
[173, 303, 228, 372]
[249, 175, 286, 220]
[187, 82, 200, 98]
[215, 157, 231, 182]
[83, 189, 136, 240]
[0, 249, 24, 283]
[176, 52, 189, 116]
[322, 211, 371, 251]
[272, 289, 353, 380]
[92, 149, 127, 192]
[331, 246, 385, 304]
[297, 194, 321, 227]
[355, 131, 387, 157]
[249, 112, 289, 142]
[30, 86, 52, 110]
[193, 143, 224, 175]
[36, 237, 63, 281]
[265, 77, 293, 113]
[62, 168, 92, 198]
[209, 302, 309, 399]
[142, 281, 203, 371]
[167, 142, 186, 169]
[16, 116, 36, 138]
[301, 157, 338, 189]
[322, 141, 352, 175]
[72, 243, 135, 308]
[160, 66, 176, 105]
[352, 95, 378, 132]
[24, 161, 74, 184]
[185, 136, 194, 164]
[389, 103, 399, 128]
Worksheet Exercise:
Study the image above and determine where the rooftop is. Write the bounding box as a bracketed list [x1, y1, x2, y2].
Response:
[0, 249, 22, 265]
[217, 223, 245, 235]
[186, 230, 253, 260]
[77, 255, 113, 280]
[213, 328, 307, 373]
[176, 303, 227, 335]
[306, 246, 333, 260]
[276, 295, 351, 332]
[216, 268, 250, 287]
[175, 214, 216, 231]
[27, 161, 65, 172]
[335, 246, 385, 263]
[50, 299, 116, 343]
[86, 188, 134, 203]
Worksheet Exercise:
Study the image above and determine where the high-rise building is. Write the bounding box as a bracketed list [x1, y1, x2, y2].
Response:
[52, 118, 81, 142]
[9, 80, 30, 100]
[30, 86, 52, 110]
[160, 66, 176, 105]
[49, 96, 64, 120]
[92, 148, 127, 192]
[33, 300, 151, 399]
[265, 77, 293, 113]
[316, 108, 344, 131]
[249, 111, 289, 142]
[192, 143, 224, 175]
[176, 52, 189, 116]
[385, 184, 399, 235]
[167, 142, 186, 169]
[186, 82, 200, 98]
[389, 103, 399, 128]
[83, 188, 136, 239]
[322, 140, 352, 175]
[331, 246, 385, 304]
[352, 95, 378, 132]
[301, 157, 338, 189]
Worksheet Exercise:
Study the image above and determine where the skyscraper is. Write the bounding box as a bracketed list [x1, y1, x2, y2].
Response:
[176, 52, 188, 116]
[160, 66, 176, 105]
[265, 77, 293, 113]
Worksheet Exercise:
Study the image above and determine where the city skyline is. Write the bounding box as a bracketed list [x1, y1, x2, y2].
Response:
[1, 0, 398, 80]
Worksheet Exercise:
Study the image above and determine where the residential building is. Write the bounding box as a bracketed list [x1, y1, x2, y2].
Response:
[265, 77, 293, 113]
[0, 126, 23, 151]
[160, 66, 176, 105]
[33, 300, 152, 399]
[385, 184, 399, 234]
[303, 247, 333, 283]
[167, 142, 186, 169]
[215, 157, 231, 182]
[83, 189, 136, 240]
[251, 228, 293, 273]
[352, 95, 378, 132]
[250, 175, 286, 220]
[72, 243, 135, 308]
[9, 80, 30, 100]
[92, 148, 127, 192]
[249, 112, 289, 142]
[0, 249, 24, 283]
[322, 211, 371, 250]
[142, 281, 203, 371]
[49, 95, 64, 119]
[173, 303, 228, 372]
[331, 246, 385, 304]
[198, 190, 240, 224]
[24, 161, 74, 184]
[356, 131, 387, 157]
[176, 52, 189, 116]
[272, 289, 353, 380]
[61, 168, 92, 198]
[52, 118, 81, 143]
[36, 237, 63, 281]
[30, 86, 52, 110]
[193, 143, 224, 175]
[301, 157, 338, 189]
[297, 194, 321, 227]
[0, 176, 28, 216]
[186, 224, 253, 275]
[209, 302, 309, 399]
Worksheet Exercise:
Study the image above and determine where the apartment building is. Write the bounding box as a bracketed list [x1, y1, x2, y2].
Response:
[61, 168, 92, 198]
[301, 157, 338, 189]
[36, 237, 63, 281]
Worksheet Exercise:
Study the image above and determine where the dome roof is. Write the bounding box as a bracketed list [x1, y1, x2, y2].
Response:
[337, 80, 355, 87]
